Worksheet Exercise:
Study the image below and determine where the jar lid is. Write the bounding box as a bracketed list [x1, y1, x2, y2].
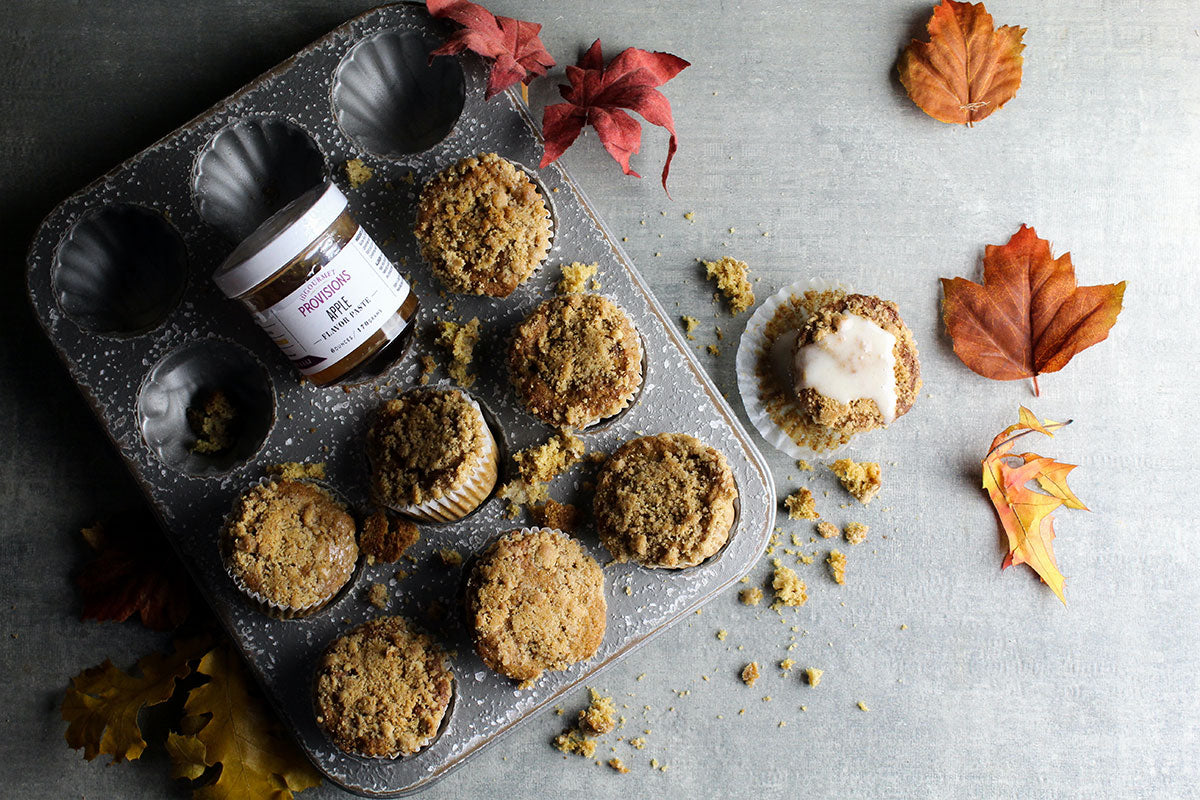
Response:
[213, 182, 349, 298]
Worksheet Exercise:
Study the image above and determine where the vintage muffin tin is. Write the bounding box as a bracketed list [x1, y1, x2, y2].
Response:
[25, 3, 775, 795]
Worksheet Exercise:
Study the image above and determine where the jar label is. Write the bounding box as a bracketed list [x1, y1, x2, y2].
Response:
[252, 227, 411, 375]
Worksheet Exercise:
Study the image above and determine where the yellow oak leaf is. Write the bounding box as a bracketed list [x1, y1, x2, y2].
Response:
[170, 643, 321, 800]
[62, 634, 210, 763]
[982, 406, 1087, 604]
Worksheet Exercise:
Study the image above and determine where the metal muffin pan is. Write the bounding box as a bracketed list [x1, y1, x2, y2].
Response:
[25, 2, 775, 796]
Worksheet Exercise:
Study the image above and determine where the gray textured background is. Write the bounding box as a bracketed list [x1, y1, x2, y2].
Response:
[2, 1, 1197, 798]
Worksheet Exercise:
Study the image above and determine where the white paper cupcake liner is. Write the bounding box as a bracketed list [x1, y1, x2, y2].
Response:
[389, 392, 499, 523]
[735, 278, 854, 459]
[221, 476, 360, 619]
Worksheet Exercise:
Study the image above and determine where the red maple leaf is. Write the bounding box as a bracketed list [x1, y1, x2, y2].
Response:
[427, 0, 555, 99]
[539, 39, 690, 193]
[76, 508, 191, 631]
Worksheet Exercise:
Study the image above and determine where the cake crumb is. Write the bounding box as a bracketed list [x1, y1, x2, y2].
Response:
[360, 511, 420, 563]
[706, 344, 721, 356]
[530, 498, 581, 532]
[437, 548, 463, 568]
[816, 521, 839, 539]
[681, 315, 700, 340]
[830, 459, 882, 504]
[739, 587, 763, 606]
[365, 582, 388, 609]
[827, 550, 847, 584]
[740, 662, 760, 687]
[703, 256, 755, 314]
[607, 757, 629, 774]
[858, 701, 870, 712]
[435, 317, 481, 388]
[770, 561, 808, 608]
[796, 459, 813, 471]
[784, 488, 819, 520]
[780, 659, 795, 671]
[553, 728, 596, 758]
[844, 522, 869, 545]
[716, 629, 728, 641]
[579, 688, 617, 735]
[805, 667, 823, 687]
[265, 461, 326, 481]
[418, 354, 437, 385]
[187, 389, 239, 455]
[629, 737, 646, 750]
[498, 430, 586, 514]
[344, 157, 374, 188]
[558, 262, 598, 294]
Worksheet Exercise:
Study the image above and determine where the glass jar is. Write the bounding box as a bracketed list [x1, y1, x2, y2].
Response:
[213, 182, 419, 386]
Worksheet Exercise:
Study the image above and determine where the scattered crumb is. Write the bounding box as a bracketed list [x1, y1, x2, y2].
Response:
[344, 157, 373, 188]
[623, 586, 632, 596]
[365, 582, 388, 609]
[684, 211, 695, 221]
[553, 729, 596, 758]
[186, 389, 238, 455]
[796, 459, 813, 471]
[900, 624, 908, 630]
[607, 757, 629, 774]
[265, 461, 326, 481]
[703, 256, 755, 314]
[784, 488, 819, 520]
[435, 317, 481, 388]
[629, 737, 646, 750]
[498, 430, 585, 514]
[857, 701, 870, 712]
[681, 315, 700, 340]
[827, 550, 847, 584]
[740, 662, 760, 687]
[579, 688, 617, 735]
[530, 498, 581, 532]
[770, 560, 808, 608]
[816, 521, 840, 539]
[780, 659, 795, 671]
[805, 668, 823, 687]
[830, 459, 882, 504]
[558, 262, 598, 294]
[706, 344, 721, 356]
[716, 629, 728, 641]
[739, 587, 763, 606]
[844, 522, 869, 545]
[437, 548, 463, 568]
[360, 511, 420, 563]
[418, 354, 437, 385]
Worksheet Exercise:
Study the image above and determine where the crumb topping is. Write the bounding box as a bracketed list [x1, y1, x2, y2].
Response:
[594, 433, 737, 568]
[224, 480, 357, 611]
[414, 153, 551, 297]
[368, 389, 490, 507]
[314, 616, 452, 757]
[467, 529, 606, 682]
[509, 294, 642, 428]
[704, 256, 755, 314]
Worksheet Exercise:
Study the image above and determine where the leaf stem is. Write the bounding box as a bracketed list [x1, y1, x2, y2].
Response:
[987, 419, 1072, 458]
[1032, 374, 1040, 396]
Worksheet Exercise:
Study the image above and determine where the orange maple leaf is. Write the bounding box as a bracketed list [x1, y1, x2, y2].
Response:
[898, 1, 1026, 126]
[941, 225, 1126, 395]
[982, 407, 1087, 605]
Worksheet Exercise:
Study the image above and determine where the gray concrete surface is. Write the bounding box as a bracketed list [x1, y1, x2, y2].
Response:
[2, 1, 1197, 798]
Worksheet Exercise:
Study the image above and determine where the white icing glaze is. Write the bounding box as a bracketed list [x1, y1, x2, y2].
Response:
[794, 313, 898, 424]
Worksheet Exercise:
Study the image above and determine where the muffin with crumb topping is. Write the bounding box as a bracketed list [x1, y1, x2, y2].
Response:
[594, 433, 738, 568]
[414, 153, 552, 297]
[314, 616, 453, 757]
[367, 388, 498, 523]
[508, 293, 643, 429]
[222, 478, 358, 618]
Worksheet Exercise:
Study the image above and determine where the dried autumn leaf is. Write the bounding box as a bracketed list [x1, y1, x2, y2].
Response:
[941, 225, 1126, 395]
[62, 635, 210, 763]
[540, 39, 690, 193]
[898, 1, 1026, 125]
[77, 508, 191, 631]
[169, 642, 321, 800]
[427, 0, 554, 99]
[982, 406, 1088, 605]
